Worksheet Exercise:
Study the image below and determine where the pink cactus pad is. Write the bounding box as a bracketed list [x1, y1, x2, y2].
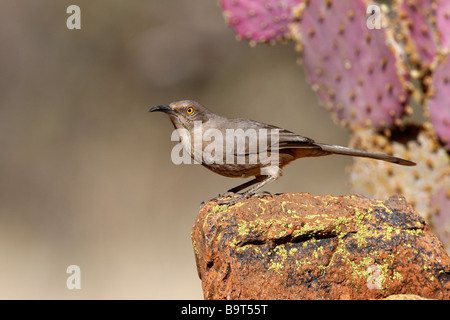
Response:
[397, 0, 437, 68]
[290, 0, 411, 129]
[219, 0, 302, 43]
[436, 0, 450, 50]
[427, 53, 450, 150]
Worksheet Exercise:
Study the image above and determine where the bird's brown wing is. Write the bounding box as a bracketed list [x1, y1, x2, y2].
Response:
[222, 119, 415, 166]
[251, 122, 319, 150]
[275, 129, 319, 149]
[227, 120, 319, 155]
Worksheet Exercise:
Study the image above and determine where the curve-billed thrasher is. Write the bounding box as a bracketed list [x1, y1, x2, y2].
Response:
[150, 100, 415, 205]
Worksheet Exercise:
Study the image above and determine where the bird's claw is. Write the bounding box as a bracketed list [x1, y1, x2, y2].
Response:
[206, 190, 273, 207]
[217, 191, 239, 198]
[251, 191, 273, 199]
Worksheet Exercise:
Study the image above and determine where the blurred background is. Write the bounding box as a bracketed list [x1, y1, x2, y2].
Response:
[0, 0, 353, 299]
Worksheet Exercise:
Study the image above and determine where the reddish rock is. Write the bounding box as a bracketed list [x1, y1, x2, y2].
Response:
[191, 193, 450, 299]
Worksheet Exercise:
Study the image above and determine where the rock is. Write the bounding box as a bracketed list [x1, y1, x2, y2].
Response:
[191, 193, 450, 299]
[383, 294, 431, 300]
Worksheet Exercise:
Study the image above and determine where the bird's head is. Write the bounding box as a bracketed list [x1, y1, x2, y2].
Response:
[149, 100, 213, 130]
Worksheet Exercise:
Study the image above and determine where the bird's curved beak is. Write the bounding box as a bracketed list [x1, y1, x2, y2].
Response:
[149, 105, 177, 116]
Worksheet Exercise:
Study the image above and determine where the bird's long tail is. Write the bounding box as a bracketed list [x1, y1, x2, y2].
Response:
[316, 143, 416, 166]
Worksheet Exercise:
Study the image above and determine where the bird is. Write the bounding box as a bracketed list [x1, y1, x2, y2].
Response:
[150, 100, 415, 205]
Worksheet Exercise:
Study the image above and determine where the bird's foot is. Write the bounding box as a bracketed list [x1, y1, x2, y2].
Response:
[217, 191, 239, 198]
[215, 192, 246, 205]
[200, 191, 273, 209]
[199, 192, 242, 208]
[251, 190, 273, 200]
[213, 191, 272, 206]
[215, 195, 245, 205]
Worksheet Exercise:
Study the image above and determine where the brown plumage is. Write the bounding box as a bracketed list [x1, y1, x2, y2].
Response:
[150, 100, 415, 205]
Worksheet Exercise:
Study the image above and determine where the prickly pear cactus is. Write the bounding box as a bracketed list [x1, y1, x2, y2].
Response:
[349, 127, 448, 217]
[349, 126, 450, 252]
[435, 0, 450, 50]
[396, 0, 437, 70]
[427, 52, 450, 150]
[430, 170, 450, 252]
[290, 0, 411, 130]
[217, 0, 450, 251]
[219, 0, 302, 44]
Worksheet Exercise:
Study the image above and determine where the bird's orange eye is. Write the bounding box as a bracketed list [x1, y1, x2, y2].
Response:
[186, 107, 194, 114]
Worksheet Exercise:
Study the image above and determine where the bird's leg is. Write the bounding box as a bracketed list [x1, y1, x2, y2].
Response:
[216, 175, 277, 205]
[202, 177, 263, 208]
[240, 175, 276, 199]
[226, 177, 265, 193]
[213, 177, 262, 202]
